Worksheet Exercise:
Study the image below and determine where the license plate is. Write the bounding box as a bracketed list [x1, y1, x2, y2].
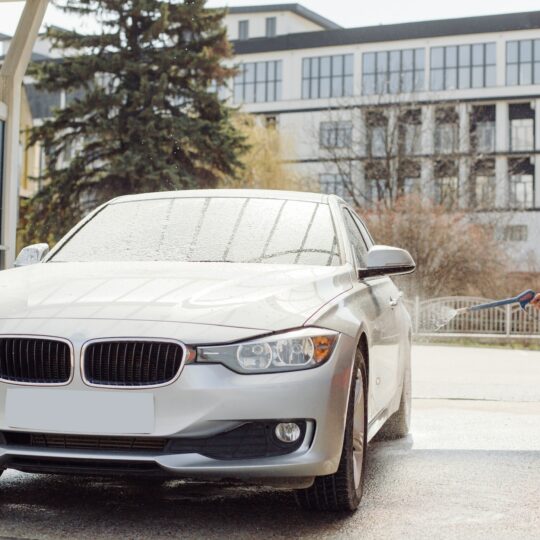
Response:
[5, 388, 155, 434]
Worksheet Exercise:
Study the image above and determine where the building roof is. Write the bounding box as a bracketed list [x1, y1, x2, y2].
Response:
[227, 3, 341, 30]
[0, 51, 50, 63]
[38, 24, 70, 36]
[233, 9, 540, 54]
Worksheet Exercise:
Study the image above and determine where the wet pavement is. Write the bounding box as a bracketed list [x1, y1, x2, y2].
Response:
[0, 346, 539, 539]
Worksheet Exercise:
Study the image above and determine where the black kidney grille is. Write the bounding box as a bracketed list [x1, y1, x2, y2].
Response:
[0, 337, 71, 384]
[84, 341, 184, 386]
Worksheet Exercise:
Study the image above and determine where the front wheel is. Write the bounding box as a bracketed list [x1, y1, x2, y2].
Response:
[295, 348, 367, 512]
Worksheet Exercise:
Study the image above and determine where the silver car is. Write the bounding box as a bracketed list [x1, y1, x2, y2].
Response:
[0, 190, 414, 512]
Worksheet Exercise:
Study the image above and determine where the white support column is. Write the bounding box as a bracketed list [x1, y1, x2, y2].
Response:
[495, 101, 509, 153]
[352, 160, 366, 207]
[356, 106, 366, 158]
[458, 157, 470, 209]
[0, 0, 49, 269]
[458, 102, 470, 154]
[495, 157, 508, 208]
[496, 40, 506, 88]
[421, 104, 434, 155]
[421, 105, 435, 199]
[534, 99, 540, 208]
[495, 101, 509, 208]
[421, 158, 434, 199]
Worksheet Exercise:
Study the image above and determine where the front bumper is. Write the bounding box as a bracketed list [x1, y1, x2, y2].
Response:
[0, 328, 356, 482]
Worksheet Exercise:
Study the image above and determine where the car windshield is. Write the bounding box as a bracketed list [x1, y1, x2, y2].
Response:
[51, 196, 341, 266]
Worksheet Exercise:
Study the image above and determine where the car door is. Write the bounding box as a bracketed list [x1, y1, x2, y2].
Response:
[341, 207, 401, 416]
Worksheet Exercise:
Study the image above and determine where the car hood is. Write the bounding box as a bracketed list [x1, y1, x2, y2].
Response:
[0, 262, 352, 331]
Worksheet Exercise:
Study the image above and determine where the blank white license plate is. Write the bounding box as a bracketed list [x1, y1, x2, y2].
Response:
[5, 388, 154, 434]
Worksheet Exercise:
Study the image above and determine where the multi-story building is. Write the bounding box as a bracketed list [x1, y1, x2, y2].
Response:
[4, 4, 540, 269]
[225, 5, 540, 270]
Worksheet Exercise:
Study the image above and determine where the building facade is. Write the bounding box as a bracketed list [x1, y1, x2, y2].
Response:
[4, 4, 540, 269]
[226, 6, 540, 271]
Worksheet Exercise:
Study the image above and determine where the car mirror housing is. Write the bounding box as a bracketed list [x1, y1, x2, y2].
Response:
[358, 245, 416, 279]
[14, 243, 50, 268]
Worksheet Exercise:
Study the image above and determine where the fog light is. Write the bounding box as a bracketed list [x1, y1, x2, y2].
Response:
[274, 422, 301, 443]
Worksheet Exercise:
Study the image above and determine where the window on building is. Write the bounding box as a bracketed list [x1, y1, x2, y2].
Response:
[503, 225, 528, 241]
[365, 111, 387, 157]
[398, 160, 422, 196]
[320, 173, 351, 201]
[399, 110, 422, 155]
[434, 108, 459, 154]
[368, 126, 386, 157]
[320, 121, 352, 148]
[470, 104, 496, 154]
[265, 17, 277, 37]
[362, 48, 424, 95]
[509, 158, 534, 208]
[365, 160, 389, 205]
[506, 39, 540, 85]
[434, 124, 458, 154]
[435, 176, 459, 209]
[238, 20, 249, 40]
[264, 115, 278, 128]
[509, 103, 534, 152]
[234, 60, 282, 104]
[402, 177, 420, 194]
[475, 122, 496, 153]
[475, 175, 496, 209]
[302, 54, 354, 99]
[510, 119, 534, 151]
[25, 84, 62, 119]
[400, 124, 421, 154]
[367, 178, 390, 205]
[470, 159, 496, 209]
[430, 43, 496, 91]
[510, 174, 534, 208]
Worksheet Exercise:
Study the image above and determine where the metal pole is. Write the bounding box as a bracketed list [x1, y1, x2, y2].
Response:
[0, 0, 49, 269]
[414, 295, 420, 335]
[505, 304, 511, 337]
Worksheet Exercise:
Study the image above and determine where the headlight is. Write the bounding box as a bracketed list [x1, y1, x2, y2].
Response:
[197, 328, 338, 374]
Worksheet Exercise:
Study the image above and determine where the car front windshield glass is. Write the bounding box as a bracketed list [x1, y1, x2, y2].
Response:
[51, 197, 341, 266]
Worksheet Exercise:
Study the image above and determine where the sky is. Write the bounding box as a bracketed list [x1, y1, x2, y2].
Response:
[1, 0, 540, 36]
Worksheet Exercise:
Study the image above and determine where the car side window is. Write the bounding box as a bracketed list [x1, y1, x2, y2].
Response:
[342, 209, 369, 267]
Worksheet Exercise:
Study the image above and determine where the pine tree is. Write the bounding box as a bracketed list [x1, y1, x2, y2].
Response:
[24, 0, 246, 244]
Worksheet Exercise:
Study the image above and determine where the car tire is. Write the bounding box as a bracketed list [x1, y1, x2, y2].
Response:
[294, 347, 367, 512]
[375, 350, 411, 440]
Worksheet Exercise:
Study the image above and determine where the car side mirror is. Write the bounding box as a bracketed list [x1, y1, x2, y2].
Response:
[358, 245, 416, 279]
[14, 243, 50, 268]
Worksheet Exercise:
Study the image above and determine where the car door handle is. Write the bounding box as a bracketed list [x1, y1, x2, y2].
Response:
[389, 297, 399, 307]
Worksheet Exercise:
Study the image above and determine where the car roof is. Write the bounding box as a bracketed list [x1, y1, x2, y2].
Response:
[109, 189, 337, 205]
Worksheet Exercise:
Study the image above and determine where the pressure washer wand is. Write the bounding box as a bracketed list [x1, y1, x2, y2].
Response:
[455, 289, 537, 315]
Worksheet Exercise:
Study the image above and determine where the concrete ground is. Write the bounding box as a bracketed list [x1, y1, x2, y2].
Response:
[0, 345, 539, 540]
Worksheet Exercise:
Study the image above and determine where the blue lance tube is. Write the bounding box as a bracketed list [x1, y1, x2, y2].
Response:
[455, 289, 537, 315]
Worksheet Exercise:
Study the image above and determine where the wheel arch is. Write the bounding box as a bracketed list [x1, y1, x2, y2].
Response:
[357, 332, 369, 390]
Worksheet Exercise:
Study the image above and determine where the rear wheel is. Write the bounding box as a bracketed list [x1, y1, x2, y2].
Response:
[295, 348, 367, 512]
